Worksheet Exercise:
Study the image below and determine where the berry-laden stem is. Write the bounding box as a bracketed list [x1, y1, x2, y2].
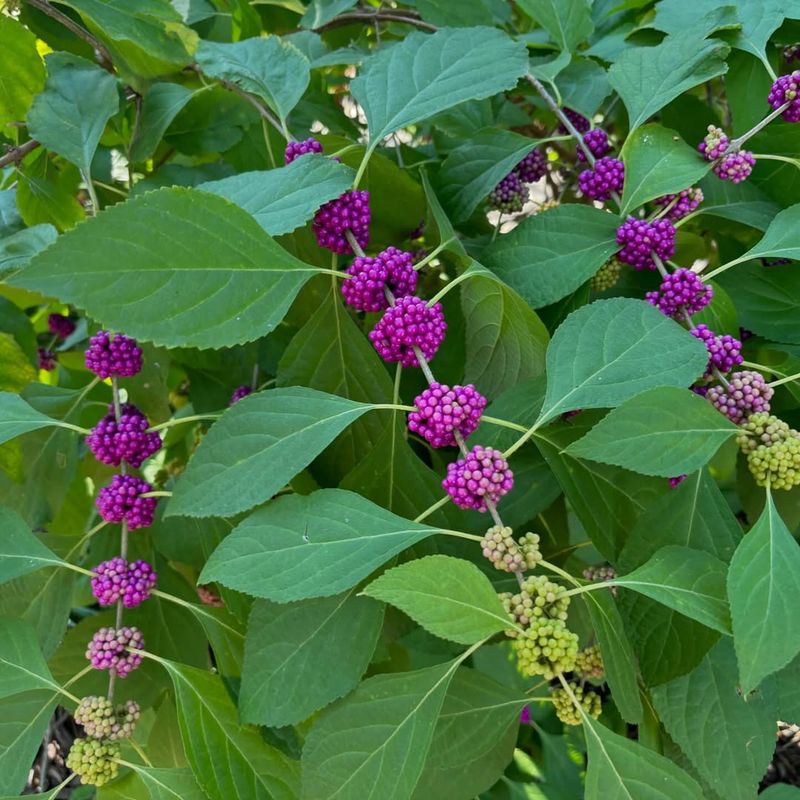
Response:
[728, 101, 791, 152]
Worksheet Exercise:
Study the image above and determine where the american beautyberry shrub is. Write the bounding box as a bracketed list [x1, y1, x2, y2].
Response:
[558, 107, 590, 133]
[229, 385, 252, 404]
[574, 645, 605, 681]
[313, 190, 371, 254]
[590, 257, 623, 291]
[738, 413, 800, 489]
[480, 526, 541, 572]
[284, 137, 323, 163]
[91, 558, 156, 607]
[74, 696, 140, 740]
[653, 187, 703, 220]
[514, 148, 547, 182]
[690, 324, 743, 375]
[47, 312, 75, 339]
[706, 371, 773, 423]
[645, 268, 713, 317]
[714, 150, 756, 183]
[768, 72, 800, 122]
[37, 347, 56, 371]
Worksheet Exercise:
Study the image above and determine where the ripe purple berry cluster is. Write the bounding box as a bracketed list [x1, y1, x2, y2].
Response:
[230, 385, 252, 405]
[442, 445, 514, 511]
[37, 347, 56, 371]
[645, 268, 712, 317]
[342, 247, 417, 312]
[653, 187, 703, 221]
[576, 128, 610, 162]
[714, 151, 756, 183]
[95, 474, 157, 530]
[768, 72, 800, 122]
[284, 137, 324, 164]
[85, 331, 143, 379]
[706, 371, 773, 424]
[86, 403, 161, 468]
[487, 172, 526, 213]
[313, 190, 371, 254]
[559, 107, 590, 134]
[407, 382, 486, 448]
[86, 626, 144, 677]
[48, 313, 75, 339]
[616, 217, 676, 270]
[690, 324, 743, 376]
[368, 295, 447, 368]
[578, 157, 624, 201]
[515, 148, 547, 183]
[91, 557, 157, 608]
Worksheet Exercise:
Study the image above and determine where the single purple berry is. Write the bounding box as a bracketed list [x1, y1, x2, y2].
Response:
[95, 475, 157, 530]
[368, 296, 447, 368]
[312, 190, 370, 254]
[692, 385, 709, 398]
[653, 187, 703, 221]
[739, 327, 754, 341]
[669, 475, 687, 488]
[230, 385, 252, 405]
[520, 706, 532, 725]
[284, 137, 323, 164]
[442, 445, 514, 512]
[706, 371, 774, 424]
[515, 148, 547, 182]
[86, 626, 144, 677]
[768, 72, 800, 122]
[690, 324, 743, 376]
[616, 217, 676, 271]
[698, 125, 729, 161]
[407, 382, 487, 448]
[341, 247, 417, 312]
[91, 557, 128, 606]
[37, 347, 56, 371]
[645, 268, 713, 317]
[576, 129, 610, 162]
[122, 560, 157, 608]
[48, 313, 76, 340]
[761, 258, 792, 267]
[714, 150, 755, 183]
[487, 172, 526, 213]
[558, 108, 590, 134]
[85, 331, 142, 379]
[578, 157, 624, 201]
[86, 404, 161, 468]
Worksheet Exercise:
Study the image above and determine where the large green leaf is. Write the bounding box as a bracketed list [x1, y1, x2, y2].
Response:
[516, 0, 593, 51]
[620, 124, 711, 215]
[168, 388, 372, 518]
[482, 205, 619, 310]
[735, 204, 800, 262]
[727, 493, 800, 693]
[537, 299, 708, 425]
[9, 188, 320, 349]
[200, 155, 354, 236]
[164, 661, 299, 800]
[566, 387, 739, 477]
[0, 617, 59, 699]
[697, 173, 780, 231]
[351, 27, 528, 152]
[240, 591, 384, 727]
[0, 17, 45, 134]
[0, 690, 56, 795]
[27, 53, 119, 177]
[609, 33, 729, 132]
[300, 0, 358, 28]
[129, 82, 195, 162]
[0, 506, 64, 585]
[301, 659, 461, 800]
[196, 37, 309, 124]
[652, 639, 777, 800]
[123, 765, 207, 800]
[363, 556, 514, 645]
[0, 393, 71, 447]
[0, 225, 58, 274]
[200, 489, 440, 601]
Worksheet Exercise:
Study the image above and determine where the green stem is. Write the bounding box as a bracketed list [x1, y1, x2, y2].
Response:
[129, 738, 154, 767]
[53, 421, 91, 435]
[61, 562, 95, 578]
[556, 672, 587, 719]
[440, 529, 484, 542]
[371, 403, 416, 412]
[539, 559, 583, 588]
[561, 582, 606, 598]
[751, 153, 800, 171]
[769, 371, 800, 388]
[65, 519, 108, 559]
[139, 490, 172, 498]
[703, 253, 752, 281]
[82, 169, 100, 216]
[414, 238, 456, 271]
[414, 495, 450, 523]
[729, 101, 791, 150]
[481, 415, 528, 434]
[63, 665, 94, 690]
[353, 145, 373, 189]
[150, 588, 245, 639]
[741, 360, 783, 377]
[147, 414, 221, 433]
[427, 270, 475, 306]
[502, 420, 542, 459]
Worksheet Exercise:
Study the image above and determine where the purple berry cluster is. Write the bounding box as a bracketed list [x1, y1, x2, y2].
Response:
[37, 347, 56, 371]
[487, 172, 526, 213]
[515, 149, 547, 183]
[668, 475, 687, 488]
[407, 382, 487, 448]
[698, 125, 729, 160]
[714, 151, 756, 183]
[86, 404, 161, 468]
[578, 157, 624, 201]
[768, 72, 800, 122]
[313, 190, 371, 254]
[342, 247, 417, 312]
[616, 217, 676, 270]
[368, 296, 446, 368]
[653, 187, 703, 221]
[95, 474, 157, 530]
[48, 313, 75, 339]
[230, 385, 252, 405]
[85, 331, 142, 379]
[86, 626, 144, 677]
[706, 371, 774, 424]
[91, 558, 157, 608]
[762, 258, 792, 267]
[559, 108, 590, 134]
[284, 137, 324, 164]
[576, 129, 610, 162]
[442, 445, 514, 511]
[690, 324, 743, 376]
[645, 268, 712, 317]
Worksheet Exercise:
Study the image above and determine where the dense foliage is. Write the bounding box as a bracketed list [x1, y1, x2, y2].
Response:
[2, 0, 800, 798]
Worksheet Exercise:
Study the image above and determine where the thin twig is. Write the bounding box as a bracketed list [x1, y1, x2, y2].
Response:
[0, 139, 40, 168]
[313, 9, 436, 33]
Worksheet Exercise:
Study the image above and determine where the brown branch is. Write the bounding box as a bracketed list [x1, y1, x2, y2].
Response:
[0, 139, 41, 168]
[313, 9, 437, 33]
[23, 0, 115, 72]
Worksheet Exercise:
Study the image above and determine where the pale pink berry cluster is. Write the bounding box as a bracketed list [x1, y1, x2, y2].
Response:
[616, 217, 676, 271]
[645, 268, 712, 317]
[368, 295, 447, 368]
[706, 371, 773, 424]
[714, 151, 756, 183]
[91, 558, 157, 608]
[442, 446, 514, 511]
[408, 382, 487, 448]
[342, 247, 417, 312]
[86, 627, 144, 677]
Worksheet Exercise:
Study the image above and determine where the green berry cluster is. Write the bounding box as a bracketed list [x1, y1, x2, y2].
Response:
[738, 412, 800, 489]
[574, 645, 605, 682]
[480, 526, 542, 572]
[551, 682, 602, 726]
[582, 564, 618, 595]
[65, 737, 120, 786]
[501, 575, 570, 626]
[75, 696, 140, 740]
[590, 257, 622, 292]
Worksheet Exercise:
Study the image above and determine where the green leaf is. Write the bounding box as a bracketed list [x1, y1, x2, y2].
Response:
[761, 787, 800, 800]
[196, 37, 309, 124]
[608, 33, 730, 132]
[537, 299, 709, 425]
[164, 661, 300, 800]
[301, 0, 358, 28]
[417, 0, 496, 27]
[0, 506, 65, 585]
[15, 150, 84, 232]
[482, 205, 620, 310]
[117, 765, 207, 800]
[565, 387, 738, 477]
[0, 690, 56, 795]
[0, 617, 59, 699]
[652, 638, 777, 800]
[0, 392, 68, 447]
[0, 17, 45, 134]
[461, 263, 549, 398]
[0, 224, 58, 274]
[411, 669, 525, 800]
[697, 173, 780, 231]
[129, 83, 195, 162]
[363, 555, 514, 645]
[614, 546, 730, 633]
[557, 57, 612, 118]
[351, 27, 528, 151]
[727, 493, 800, 692]
[240, 591, 384, 727]
[516, 0, 593, 51]
[168, 388, 372, 518]
[0, 336, 35, 394]
[200, 155, 355, 236]
[200, 489, 440, 602]
[736, 203, 800, 262]
[10, 188, 319, 350]
[584, 588, 643, 723]
[619, 124, 711, 215]
[301, 659, 460, 800]
[583, 715, 705, 799]
[652, 0, 741, 37]
[27, 53, 119, 177]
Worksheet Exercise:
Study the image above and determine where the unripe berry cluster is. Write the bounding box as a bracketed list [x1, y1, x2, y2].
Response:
[342, 247, 417, 312]
[590, 258, 622, 292]
[74, 696, 140, 740]
[653, 187, 703, 221]
[768, 71, 800, 122]
[576, 128, 610, 162]
[714, 151, 756, 183]
[578, 157, 624, 201]
[582, 564, 617, 596]
[442, 445, 513, 511]
[487, 172, 526, 213]
[368, 296, 447, 368]
[574, 645, 605, 682]
[616, 217, 676, 270]
[698, 125, 729, 160]
[706, 371, 773, 424]
[501, 575, 570, 626]
[85, 331, 142, 379]
[551, 682, 602, 726]
[407, 382, 486, 448]
[65, 737, 120, 786]
[509, 618, 579, 680]
[86, 403, 161, 468]
[689, 324, 743, 376]
[645, 268, 712, 317]
[95, 474, 157, 529]
[738, 413, 800, 489]
[91, 557, 157, 608]
[480, 526, 541, 572]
